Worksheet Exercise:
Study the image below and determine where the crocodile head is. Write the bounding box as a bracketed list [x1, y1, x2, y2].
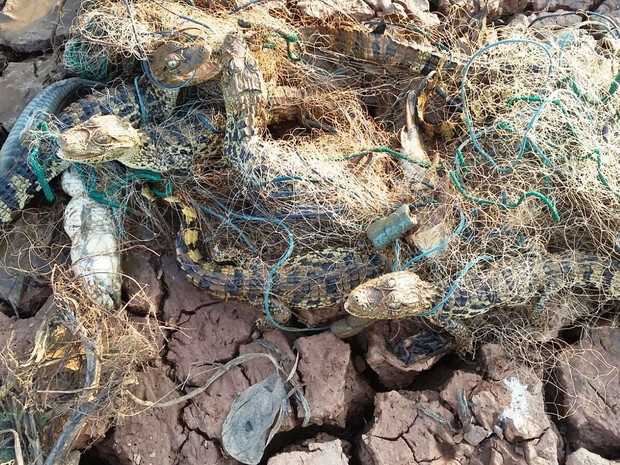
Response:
[344, 271, 439, 319]
[150, 41, 221, 86]
[57, 115, 141, 165]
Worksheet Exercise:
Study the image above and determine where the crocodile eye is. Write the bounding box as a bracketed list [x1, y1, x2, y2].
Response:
[167, 59, 180, 70]
[94, 134, 111, 144]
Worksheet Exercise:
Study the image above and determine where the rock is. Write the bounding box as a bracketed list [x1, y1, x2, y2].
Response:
[182, 365, 249, 441]
[238, 331, 299, 432]
[295, 0, 375, 21]
[436, 0, 529, 19]
[166, 300, 257, 387]
[538, 293, 594, 342]
[238, 331, 296, 382]
[359, 368, 563, 465]
[122, 249, 165, 316]
[295, 304, 340, 327]
[363, 322, 444, 389]
[0, 0, 81, 53]
[554, 326, 620, 456]
[160, 254, 219, 323]
[0, 55, 54, 132]
[516, 9, 583, 28]
[0, 296, 56, 378]
[381, 2, 408, 20]
[177, 431, 234, 465]
[531, 0, 595, 11]
[0, 48, 8, 75]
[566, 448, 620, 465]
[0, 207, 66, 317]
[598, 0, 620, 21]
[295, 332, 373, 428]
[470, 376, 548, 442]
[477, 343, 518, 381]
[359, 390, 473, 465]
[267, 438, 350, 465]
[368, 0, 392, 12]
[393, 0, 441, 24]
[97, 365, 186, 465]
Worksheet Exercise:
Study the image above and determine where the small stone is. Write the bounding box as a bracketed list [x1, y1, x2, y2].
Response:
[0, 56, 54, 131]
[160, 254, 219, 323]
[166, 300, 257, 387]
[360, 390, 474, 464]
[566, 448, 620, 465]
[296, 0, 375, 21]
[296, 332, 373, 427]
[363, 322, 444, 389]
[0, 0, 81, 53]
[267, 438, 350, 465]
[463, 424, 489, 446]
[97, 365, 186, 465]
[531, 0, 594, 11]
[394, 0, 441, 24]
[382, 2, 408, 20]
[598, 0, 620, 22]
[122, 249, 164, 316]
[177, 431, 230, 465]
[554, 326, 620, 456]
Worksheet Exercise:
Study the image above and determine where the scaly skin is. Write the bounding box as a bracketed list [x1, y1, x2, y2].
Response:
[299, 24, 460, 76]
[149, 40, 222, 86]
[56, 112, 224, 172]
[0, 40, 222, 224]
[175, 202, 387, 322]
[50, 98, 386, 321]
[152, 22, 467, 81]
[0, 78, 179, 223]
[345, 251, 620, 355]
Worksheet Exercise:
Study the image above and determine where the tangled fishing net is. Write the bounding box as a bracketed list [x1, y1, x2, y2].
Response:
[0, 267, 159, 465]
[4, 1, 620, 462]
[59, 1, 620, 311]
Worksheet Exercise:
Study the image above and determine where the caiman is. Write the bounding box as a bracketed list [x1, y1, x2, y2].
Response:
[344, 251, 620, 356]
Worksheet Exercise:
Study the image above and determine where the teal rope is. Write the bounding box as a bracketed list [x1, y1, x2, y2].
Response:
[207, 196, 330, 332]
[28, 145, 55, 202]
[416, 255, 494, 317]
[460, 39, 555, 171]
[133, 77, 148, 124]
[401, 210, 467, 270]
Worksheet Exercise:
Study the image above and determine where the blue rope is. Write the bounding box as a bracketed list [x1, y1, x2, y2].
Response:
[392, 239, 401, 272]
[206, 196, 329, 332]
[133, 76, 148, 125]
[460, 39, 555, 171]
[400, 210, 467, 270]
[198, 204, 259, 254]
[229, 0, 265, 14]
[416, 255, 494, 317]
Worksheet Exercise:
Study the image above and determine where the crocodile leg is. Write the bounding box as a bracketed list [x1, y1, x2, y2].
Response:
[250, 296, 293, 329]
[529, 282, 558, 331]
[428, 314, 476, 358]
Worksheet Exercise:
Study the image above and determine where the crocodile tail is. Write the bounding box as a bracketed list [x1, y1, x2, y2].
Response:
[175, 203, 266, 301]
[300, 25, 450, 76]
[550, 251, 620, 296]
[0, 78, 99, 174]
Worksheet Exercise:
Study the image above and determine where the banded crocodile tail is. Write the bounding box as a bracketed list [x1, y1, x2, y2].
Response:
[543, 251, 620, 296]
[0, 144, 70, 224]
[175, 203, 388, 309]
[299, 25, 457, 76]
[0, 78, 99, 173]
